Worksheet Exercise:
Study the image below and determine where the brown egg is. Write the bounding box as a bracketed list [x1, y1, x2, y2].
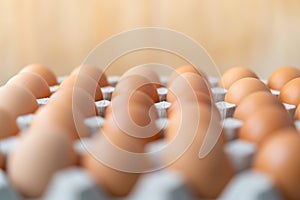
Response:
[112, 75, 159, 102]
[219, 67, 258, 89]
[225, 77, 270, 105]
[8, 127, 77, 198]
[31, 103, 88, 140]
[0, 84, 38, 118]
[294, 102, 300, 120]
[268, 66, 300, 90]
[0, 108, 19, 139]
[167, 65, 208, 87]
[166, 72, 211, 103]
[165, 103, 233, 198]
[59, 74, 103, 101]
[280, 77, 300, 105]
[6, 72, 50, 98]
[49, 87, 97, 117]
[71, 64, 109, 87]
[121, 66, 161, 88]
[19, 64, 57, 86]
[168, 91, 213, 116]
[254, 131, 300, 200]
[82, 133, 144, 197]
[234, 91, 284, 121]
[239, 106, 294, 146]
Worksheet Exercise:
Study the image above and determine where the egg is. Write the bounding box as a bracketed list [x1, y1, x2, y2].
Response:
[239, 106, 295, 146]
[59, 74, 103, 101]
[225, 77, 270, 105]
[121, 66, 161, 88]
[254, 131, 300, 200]
[164, 103, 233, 198]
[0, 108, 19, 139]
[234, 91, 284, 121]
[166, 72, 211, 103]
[6, 72, 50, 98]
[48, 87, 97, 117]
[167, 65, 208, 87]
[0, 84, 38, 118]
[71, 64, 109, 87]
[268, 66, 300, 90]
[19, 64, 57, 86]
[31, 103, 88, 140]
[7, 127, 77, 198]
[279, 77, 300, 105]
[219, 67, 258, 89]
[112, 75, 159, 102]
[82, 94, 159, 196]
[168, 91, 213, 116]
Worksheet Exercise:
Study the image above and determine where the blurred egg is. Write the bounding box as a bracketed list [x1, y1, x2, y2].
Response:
[167, 65, 208, 87]
[219, 67, 258, 89]
[59, 74, 103, 101]
[82, 133, 144, 197]
[31, 103, 88, 140]
[6, 72, 50, 98]
[19, 64, 57, 86]
[112, 75, 159, 102]
[254, 131, 300, 200]
[0, 84, 38, 118]
[239, 106, 294, 146]
[168, 91, 213, 116]
[279, 77, 300, 105]
[71, 64, 109, 87]
[121, 66, 161, 88]
[234, 91, 284, 121]
[268, 66, 300, 90]
[0, 108, 19, 139]
[225, 77, 270, 105]
[49, 87, 97, 117]
[166, 72, 211, 103]
[8, 127, 77, 198]
[165, 104, 233, 198]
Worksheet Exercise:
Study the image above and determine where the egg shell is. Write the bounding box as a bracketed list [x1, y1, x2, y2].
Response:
[112, 75, 159, 102]
[234, 91, 284, 121]
[167, 65, 208, 87]
[59, 74, 103, 101]
[71, 64, 109, 87]
[254, 131, 300, 200]
[294, 102, 300, 120]
[165, 103, 233, 199]
[121, 66, 161, 88]
[6, 72, 50, 98]
[104, 93, 160, 146]
[166, 72, 211, 103]
[7, 127, 77, 198]
[19, 64, 57, 86]
[0, 84, 38, 118]
[225, 77, 270, 105]
[279, 77, 300, 105]
[49, 87, 97, 118]
[31, 103, 88, 141]
[0, 108, 19, 139]
[219, 67, 258, 89]
[168, 91, 213, 116]
[82, 133, 143, 197]
[268, 66, 300, 90]
[239, 105, 294, 146]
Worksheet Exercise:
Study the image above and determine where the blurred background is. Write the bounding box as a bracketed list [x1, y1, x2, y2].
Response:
[0, 0, 300, 84]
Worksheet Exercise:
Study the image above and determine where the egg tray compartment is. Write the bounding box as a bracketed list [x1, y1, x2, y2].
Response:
[0, 75, 290, 200]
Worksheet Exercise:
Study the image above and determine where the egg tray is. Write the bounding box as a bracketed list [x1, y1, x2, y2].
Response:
[0, 73, 296, 200]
